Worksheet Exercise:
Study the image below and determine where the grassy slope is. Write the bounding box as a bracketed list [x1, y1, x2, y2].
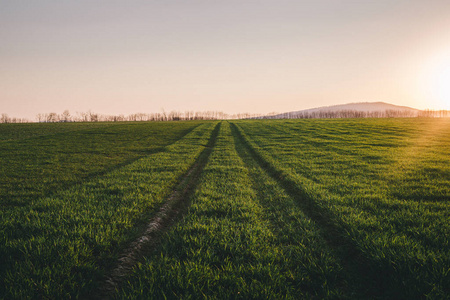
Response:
[0, 121, 217, 299]
[234, 118, 450, 299]
[118, 122, 345, 299]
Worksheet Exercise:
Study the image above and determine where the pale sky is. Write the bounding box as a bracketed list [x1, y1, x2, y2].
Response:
[1, 0, 450, 120]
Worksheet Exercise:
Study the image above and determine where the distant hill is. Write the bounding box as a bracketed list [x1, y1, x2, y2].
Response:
[262, 102, 421, 119]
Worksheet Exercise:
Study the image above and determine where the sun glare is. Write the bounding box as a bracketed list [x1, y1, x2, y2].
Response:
[423, 51, 450, 110]
[432, 63, 450, 109]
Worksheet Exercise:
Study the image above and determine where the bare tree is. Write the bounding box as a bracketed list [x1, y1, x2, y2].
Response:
[61, 110, 71, 122]
[46, 112, 58, 122]
[36, 113, 44, 122]
[1, 113, 10, 123]
[89, 111, 99, 122]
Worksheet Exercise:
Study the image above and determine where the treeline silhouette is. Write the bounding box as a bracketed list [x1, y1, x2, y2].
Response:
[0, 109, 449, 124]
[0, 110, 259, 123]
[35, 110, 232, 122]
[256, 109, 450, 119]
[0, 113, 29, 124]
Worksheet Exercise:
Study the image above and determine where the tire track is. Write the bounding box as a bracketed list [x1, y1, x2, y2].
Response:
[229, 122, 349, 297]
[96, 122, 221, 299]
[230, 122, 384, 299]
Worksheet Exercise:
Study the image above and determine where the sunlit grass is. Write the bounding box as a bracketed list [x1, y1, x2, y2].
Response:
[1, 118, 449, 299]
[0, 121, 217, 299]
[234, 118, 450, 298]
[118, 122, 344, 299]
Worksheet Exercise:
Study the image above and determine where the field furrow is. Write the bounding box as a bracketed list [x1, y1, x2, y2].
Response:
[233, 119, 450, 299]
[99, 121, 221, 298]
[230, 123, 352, 297]
[230, 122, 379, 298]
[117, 122, 345, 299]
[1, 118, 448, 299]
[0, 122, 218, 299]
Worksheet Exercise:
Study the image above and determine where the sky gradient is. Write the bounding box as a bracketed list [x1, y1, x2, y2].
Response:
[1, 1, 450, 120]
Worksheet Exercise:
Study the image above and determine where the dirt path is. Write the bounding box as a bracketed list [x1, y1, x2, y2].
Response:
[96, 122, 221, 299]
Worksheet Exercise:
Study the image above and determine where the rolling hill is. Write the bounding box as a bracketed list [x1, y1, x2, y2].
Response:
[263, 102, 421, 119]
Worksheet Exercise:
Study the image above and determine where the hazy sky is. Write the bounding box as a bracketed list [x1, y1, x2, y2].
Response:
[1, 0, 450, 119]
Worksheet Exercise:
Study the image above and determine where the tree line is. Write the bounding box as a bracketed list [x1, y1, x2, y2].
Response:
[0, 113, 29, 124]
[256, 109, 450, 119]
[0, 110, 260, 123]
[1, 109, 449, 124]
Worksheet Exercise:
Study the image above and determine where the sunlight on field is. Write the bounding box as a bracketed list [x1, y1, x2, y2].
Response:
[1, 120, 449, 299]
[390, 118, 450, 172]
[385, 118, 450, 196]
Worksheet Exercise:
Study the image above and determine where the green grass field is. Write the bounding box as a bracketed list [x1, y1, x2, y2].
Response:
[1, 119, 449, 299]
